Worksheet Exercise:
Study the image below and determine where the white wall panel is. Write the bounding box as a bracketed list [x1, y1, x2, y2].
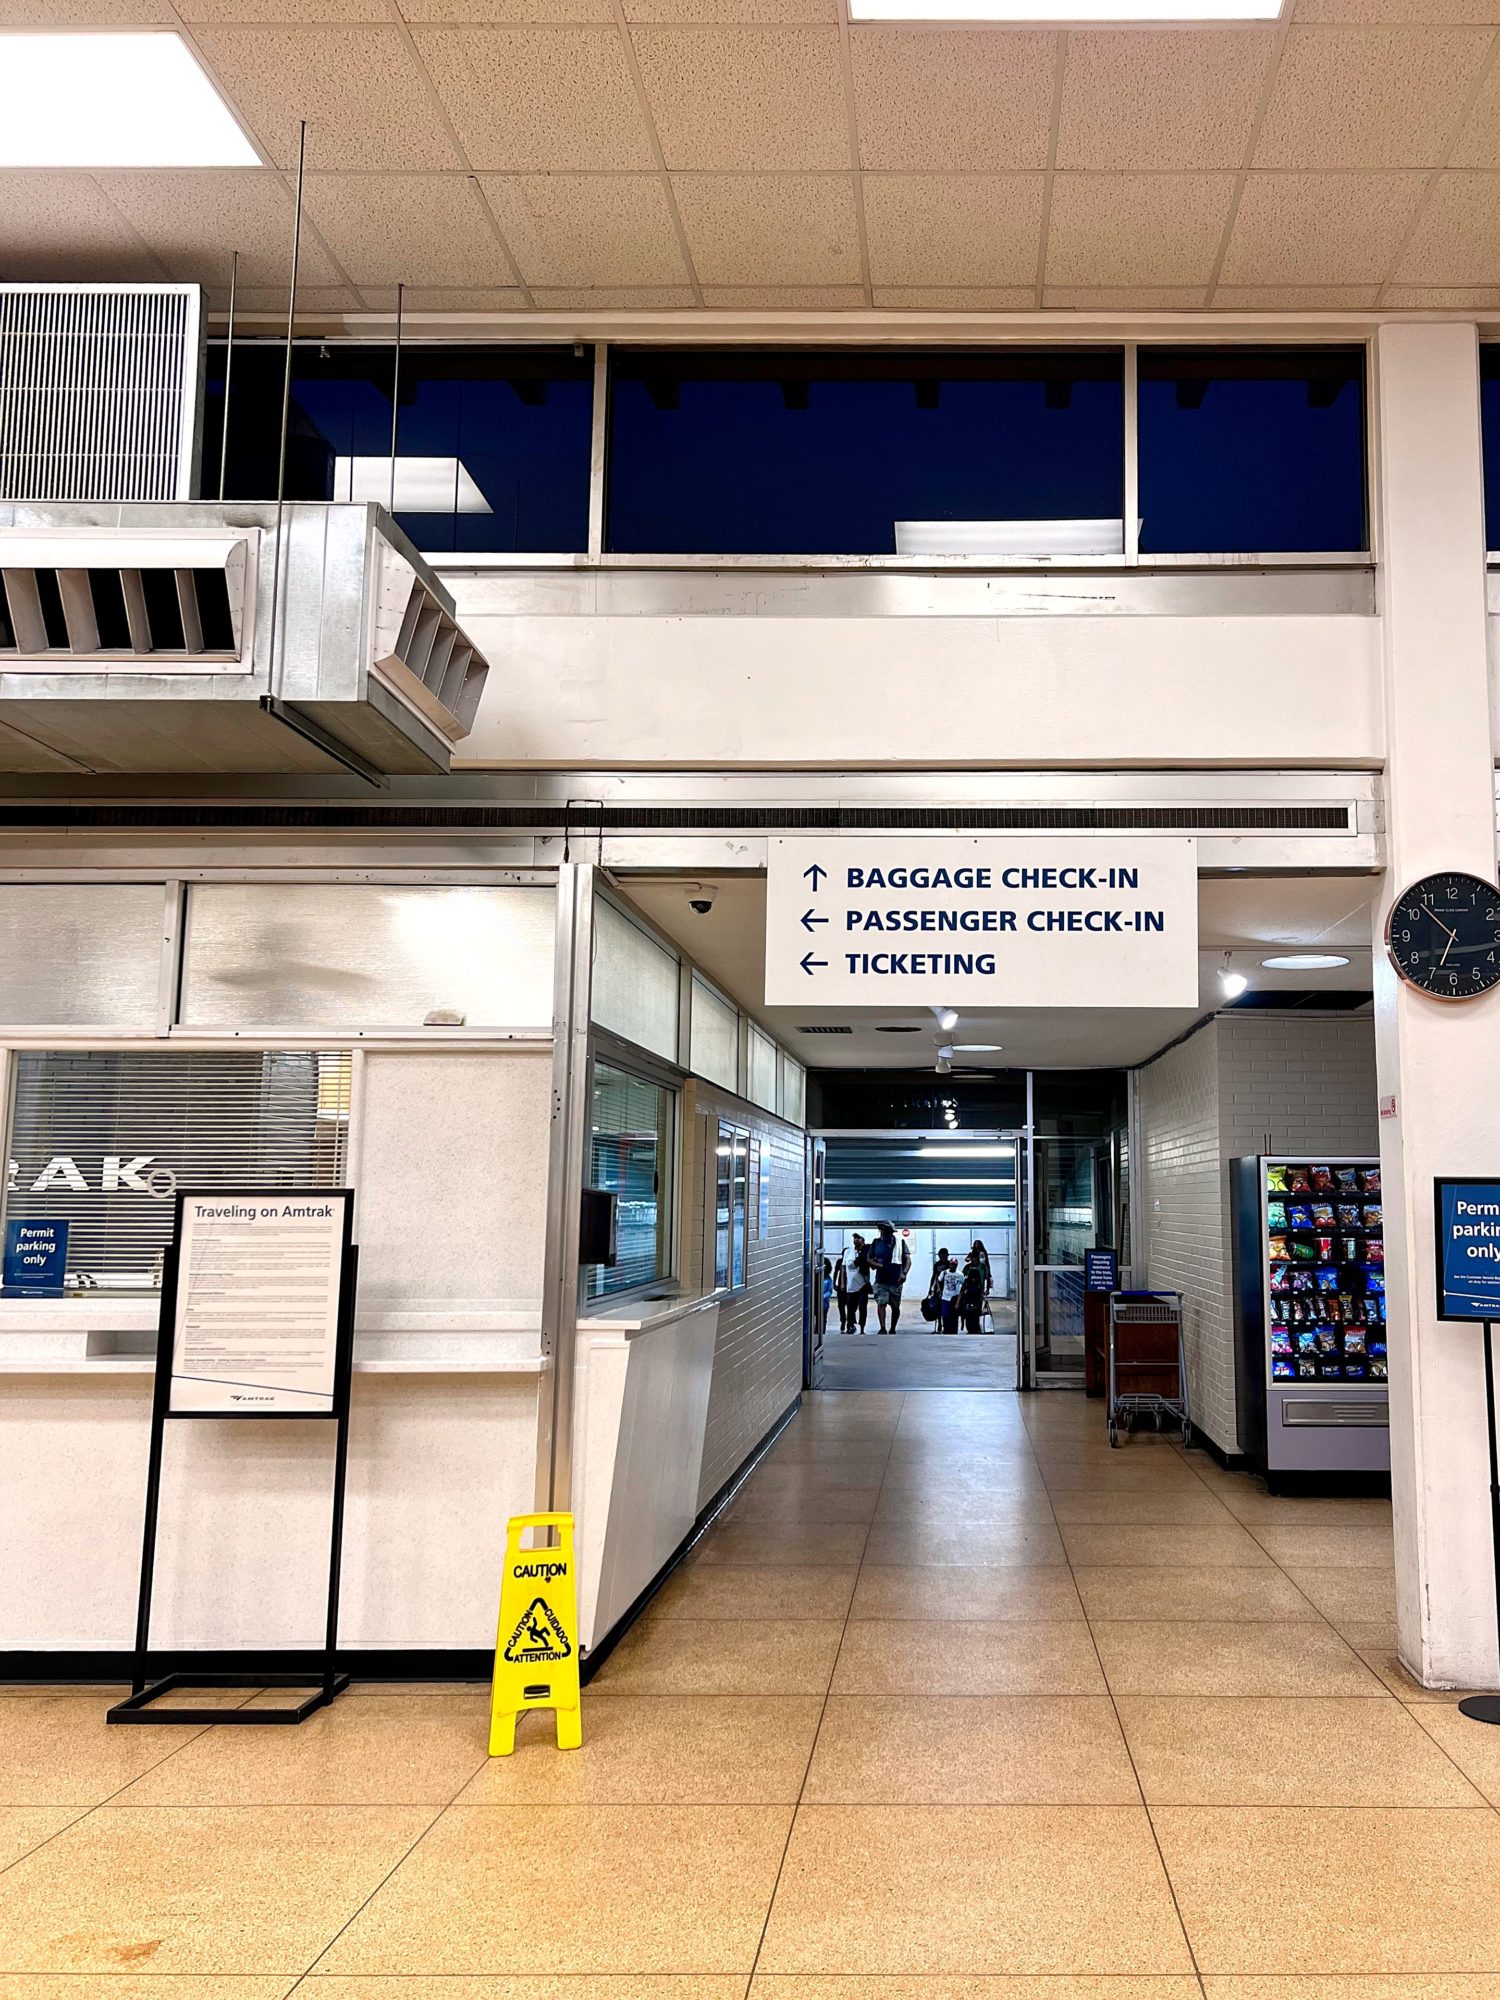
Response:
[454, 607, 1382, 769]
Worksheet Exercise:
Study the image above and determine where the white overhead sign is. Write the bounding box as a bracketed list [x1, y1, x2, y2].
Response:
[765, 836, 1199, 1009]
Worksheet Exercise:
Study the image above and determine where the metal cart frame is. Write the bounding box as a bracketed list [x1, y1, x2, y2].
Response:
[1107, 1290, 1189, 1447]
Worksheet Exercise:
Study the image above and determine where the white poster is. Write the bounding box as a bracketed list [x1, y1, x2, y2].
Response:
[765, 836, 1199, 1009]
[169, 1192, 348, 1415]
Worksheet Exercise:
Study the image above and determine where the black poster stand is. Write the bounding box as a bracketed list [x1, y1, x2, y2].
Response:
[108, 1189, 357, 1727]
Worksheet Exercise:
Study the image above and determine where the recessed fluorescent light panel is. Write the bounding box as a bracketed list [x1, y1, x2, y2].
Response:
[0, 34, 258, 167]
[852, 0, 1277, 16]
[333, 457, 494, 515]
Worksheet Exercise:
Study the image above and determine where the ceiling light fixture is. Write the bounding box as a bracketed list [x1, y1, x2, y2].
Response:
[931, 1005, 959, 1032]
[851, 0, 1276, 17]
[0, 34, 260, 167]
[917, 1145, 1017, 1159]
[1260, 953, 1352, 972]
[951, 1042, 1003, 1053]
[1218, 952, 1249, 1001]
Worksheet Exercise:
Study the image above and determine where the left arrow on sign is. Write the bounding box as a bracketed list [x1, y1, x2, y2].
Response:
[800, 952, 828, 975]
[800, 908, 829, 931]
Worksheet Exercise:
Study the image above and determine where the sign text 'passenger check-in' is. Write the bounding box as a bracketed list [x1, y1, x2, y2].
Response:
[765, 837, 1199, 1009]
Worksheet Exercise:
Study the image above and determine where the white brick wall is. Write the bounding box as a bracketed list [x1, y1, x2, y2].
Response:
[1139, 1012, 1378, 1454]
[683, 1080, 805, 1508]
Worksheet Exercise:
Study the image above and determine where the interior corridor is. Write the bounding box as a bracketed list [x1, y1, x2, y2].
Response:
[7, 1390, 1500, 1986]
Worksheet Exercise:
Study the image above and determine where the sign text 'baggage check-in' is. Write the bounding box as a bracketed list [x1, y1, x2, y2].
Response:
[765, 837, 1199, 1008]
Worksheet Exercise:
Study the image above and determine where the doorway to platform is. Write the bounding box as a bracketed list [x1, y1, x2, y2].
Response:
[815, 1131, 1021, 1390]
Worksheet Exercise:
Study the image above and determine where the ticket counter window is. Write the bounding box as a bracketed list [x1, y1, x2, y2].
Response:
[0, 1049, 351, 1291]
[587, 1063, 674, 1301]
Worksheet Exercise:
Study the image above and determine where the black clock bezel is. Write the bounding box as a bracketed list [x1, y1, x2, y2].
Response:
[1384, 871, 1500, 1003]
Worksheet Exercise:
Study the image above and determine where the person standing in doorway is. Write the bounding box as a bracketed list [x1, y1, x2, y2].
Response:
[968, 1240, 992, 1336]
[839, 1232, 870, 1334]
[870, 1221, 911, 1334]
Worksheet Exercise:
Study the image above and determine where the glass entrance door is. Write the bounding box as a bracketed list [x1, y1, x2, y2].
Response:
[1027, 1133, 1114, 1384]
[805, 1135, 826, 1387]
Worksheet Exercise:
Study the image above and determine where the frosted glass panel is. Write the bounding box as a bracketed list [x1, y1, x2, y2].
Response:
[690, 977, 738, 1091]
[183, 884, 555, 1028]
[780, 1054, 806, 1127]
[748, 1027, 777, 1112]
[592, 897, 679, 1059]
[0, 884, 162, 1027]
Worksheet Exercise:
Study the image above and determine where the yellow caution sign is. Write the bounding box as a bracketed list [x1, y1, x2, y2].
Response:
[488, 1511, 583, 1756]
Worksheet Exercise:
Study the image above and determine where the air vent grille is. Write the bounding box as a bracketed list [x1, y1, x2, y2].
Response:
[0, 285, 199, 503]
[0, 566, 238, 660]
[0, 800, 1357, 834]
[797, 1025, 854, 1035]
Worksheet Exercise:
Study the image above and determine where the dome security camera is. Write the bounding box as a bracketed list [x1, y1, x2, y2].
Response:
[686, 883, 718, 915]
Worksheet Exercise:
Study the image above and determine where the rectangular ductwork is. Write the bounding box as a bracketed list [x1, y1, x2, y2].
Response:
[0, 285, 201, 504]
[0, 503, 491, 778]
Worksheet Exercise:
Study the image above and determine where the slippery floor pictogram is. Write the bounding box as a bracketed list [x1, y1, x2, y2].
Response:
[502, 1596, 572, 1665]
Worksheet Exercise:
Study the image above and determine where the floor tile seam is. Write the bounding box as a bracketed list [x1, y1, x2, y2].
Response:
[0, 1804, 92, 1884]
[285, 1794, 466, 1991]
[1398, 1701, 1500, 1815]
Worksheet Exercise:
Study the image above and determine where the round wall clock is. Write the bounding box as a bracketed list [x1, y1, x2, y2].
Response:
[1385, 872, 1500, 1001]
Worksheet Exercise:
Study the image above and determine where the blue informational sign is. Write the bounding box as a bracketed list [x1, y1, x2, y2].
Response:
[2, 1218, 69, 1295]
[1085, 1248, 1120, 1294]
[1435, 1180, 1500, 1323]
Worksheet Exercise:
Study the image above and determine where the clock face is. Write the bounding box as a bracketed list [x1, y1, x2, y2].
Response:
[1386, 872, 1500, 1001]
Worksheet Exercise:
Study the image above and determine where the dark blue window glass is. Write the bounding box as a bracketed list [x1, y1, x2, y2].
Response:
[1479, 346, 1500, 550]
[203, 343, 593, 554]
[606, 348, 1124, 556]
[1138, 346, 1367, 555]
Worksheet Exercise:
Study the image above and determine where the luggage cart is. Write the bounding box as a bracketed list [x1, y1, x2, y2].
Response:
[1107, 1291, 1189, 1447]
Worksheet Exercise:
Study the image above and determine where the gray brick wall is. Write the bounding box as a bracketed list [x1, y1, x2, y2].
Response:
[683, 1079, 806, 1508]
[1138, 1012, 1378, 1454]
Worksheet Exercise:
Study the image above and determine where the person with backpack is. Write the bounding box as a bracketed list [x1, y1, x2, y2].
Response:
[869, 1220, 911, 1334]
[959, 1250, 988, 1336]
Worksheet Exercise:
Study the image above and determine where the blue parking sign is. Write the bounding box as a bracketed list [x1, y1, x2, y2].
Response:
[1436, 1180, 1500, 1322]
[3, 1218, 68, 1295]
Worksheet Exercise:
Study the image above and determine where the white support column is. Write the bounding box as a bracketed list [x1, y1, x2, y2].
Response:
[1374, 321, 1500, 1689]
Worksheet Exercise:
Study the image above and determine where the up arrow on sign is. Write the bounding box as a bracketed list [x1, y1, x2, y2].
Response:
[765, 836, 1199, 1009]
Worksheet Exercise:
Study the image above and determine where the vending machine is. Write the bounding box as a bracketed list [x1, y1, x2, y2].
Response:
[1231, 1155, 1390, 1484]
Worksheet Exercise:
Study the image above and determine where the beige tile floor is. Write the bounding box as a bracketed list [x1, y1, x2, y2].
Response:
[2, 1387, 1499, 1996]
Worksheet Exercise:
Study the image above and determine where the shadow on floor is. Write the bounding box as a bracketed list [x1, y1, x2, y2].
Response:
[818, 1326, 1018, 1390]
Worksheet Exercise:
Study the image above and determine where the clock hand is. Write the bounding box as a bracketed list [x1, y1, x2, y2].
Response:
[1440, 932, 1454, 967]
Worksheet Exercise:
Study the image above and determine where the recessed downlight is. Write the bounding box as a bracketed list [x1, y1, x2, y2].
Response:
[951, 1043, 1004, 1053]
[1261, 953, 1352, 971]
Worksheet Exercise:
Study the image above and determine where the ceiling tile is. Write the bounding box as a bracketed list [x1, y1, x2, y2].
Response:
[414, 27, 656, 169]
[401, 0, 612, 16]
[179, 0, 386, 19]
[1254, 26, 1492, 168]
[1449, 55, 1500, 166]
[481, 174, 689, 285]
[205, 283, 363, 310]
[701, 284, 866, 303]
[863, 173, 1043, 286]
[625, 0, 836, 18]
[531, 285, 697, 304]
[1391, 169, 1500, 280]
[1293, 0, 1500, 22]
[1045, 172, 1233, 286]
[94, 169, 341, 286]
[631, 28, 849, 170]
[303, 174, 512, 286]
[671, 172, 860, 283]
[873, 286, 1034, 306]
[1042, 285, 1207, 306]
[192, 27, 460, 168]
[1057, 30, 1275, 172]
[1382, 282, 1500, 300]
[366, 286, 529, 306]
[0, 0, 173, 17]
[1222, 168, 1429, 281]
[0, 175, 163, 280]
[850, 30, 1055, 172]
[1212, 282, 1383, 304]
